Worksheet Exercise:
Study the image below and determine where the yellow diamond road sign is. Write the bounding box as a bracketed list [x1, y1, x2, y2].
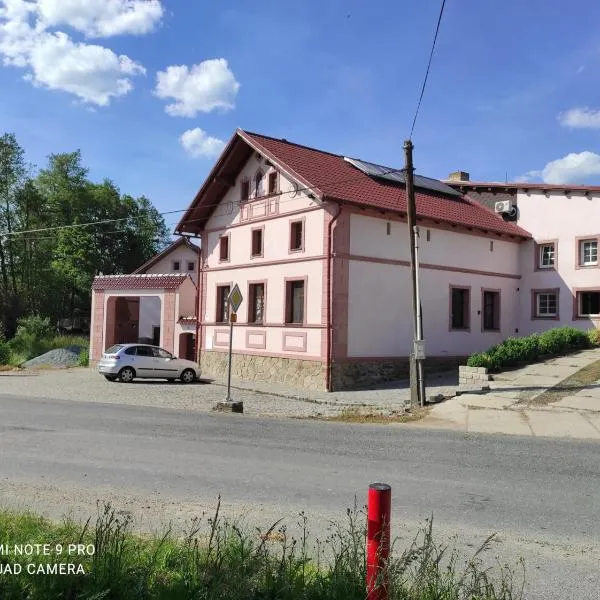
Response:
[228, 284, 243, 313]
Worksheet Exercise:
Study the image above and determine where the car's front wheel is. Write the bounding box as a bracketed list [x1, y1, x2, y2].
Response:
[180, 368, 196, 384]
[118, 366, 135, 383]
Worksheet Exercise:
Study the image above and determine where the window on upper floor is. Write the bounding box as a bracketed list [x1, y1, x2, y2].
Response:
[534, 291, 558, 318]
[482, 290, 500, 331]
[285, 280, 305, 324]
[187, 261, 195, 272]
[241, 178, 250, 202]
[579, 239, 598, 267]
[450, 287, 470, 330]
[219, 235, 230, 262]
[172, 260, 180, 272]
[577, 291, 600, 317]
[538, 243, 556, 269]
[248, 283, 265, 324]
[290, 220, 304, 252]
[268, 171, 278, 194]
[255, 170, 265, 197]
[216, 285, 231, 323]
[251, 228, 263, 257]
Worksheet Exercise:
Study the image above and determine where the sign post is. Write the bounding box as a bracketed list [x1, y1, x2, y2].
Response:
[215, 284, 244, 413]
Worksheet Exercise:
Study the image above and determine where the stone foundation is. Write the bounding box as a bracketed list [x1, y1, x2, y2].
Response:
[200, 351, 328, 391]
[331, 356, 467, 391]
[200, 352, 467, 392]
[459, 365, 491, 385]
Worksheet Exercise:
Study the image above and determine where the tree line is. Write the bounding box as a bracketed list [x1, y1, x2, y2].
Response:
[0, 132, 169, 339]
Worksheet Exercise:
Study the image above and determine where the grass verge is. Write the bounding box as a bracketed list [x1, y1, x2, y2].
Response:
[525, 359, 600, 406]
[316, 406, 431, 424]
[0, 501, 524, 600]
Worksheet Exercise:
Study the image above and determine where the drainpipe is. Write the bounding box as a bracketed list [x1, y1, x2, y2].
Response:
[194, 234, 203, 363]
[326, 203, 342, 392]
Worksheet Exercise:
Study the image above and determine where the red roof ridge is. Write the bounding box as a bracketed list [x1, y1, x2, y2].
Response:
[241, 130, 345, 159]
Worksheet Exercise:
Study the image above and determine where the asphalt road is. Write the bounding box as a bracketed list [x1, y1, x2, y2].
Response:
[1, 394, 599, 599]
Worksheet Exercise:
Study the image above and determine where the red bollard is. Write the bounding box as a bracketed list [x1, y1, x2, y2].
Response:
[366, 483, 391, 600]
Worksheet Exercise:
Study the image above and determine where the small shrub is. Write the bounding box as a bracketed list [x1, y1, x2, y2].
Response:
[0, 339, 10, 365]
[588, 328, 600, 346]
[467, 327, 591, 372]
[79, 348, 89, 367]
[14, 314, 53, 340]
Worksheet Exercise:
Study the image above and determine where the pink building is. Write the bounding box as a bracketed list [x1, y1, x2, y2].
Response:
[447, 175, 600, 336]
[89, 239, 199, 365]
[173, 130, 530, 390]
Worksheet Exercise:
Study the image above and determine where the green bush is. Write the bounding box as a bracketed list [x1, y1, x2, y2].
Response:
[588, 328, 600, 346]
[466, 327, 592, 372]
[0, 339, 10, 365]
[9, 314, 54, 360]
[79, 348, 89, 367]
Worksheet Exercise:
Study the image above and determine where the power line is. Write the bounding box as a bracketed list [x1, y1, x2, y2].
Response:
[409, 0, 447, 139]
[1, 164, 406, 238]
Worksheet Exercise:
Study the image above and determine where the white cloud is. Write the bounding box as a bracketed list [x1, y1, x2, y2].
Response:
[0, 0, 146, 104]
[26, 31, 145, 105]
[179, 128, 225, 158]
[514, 170, 542, 183]
[539, 151, 600, 184]
[155, 59, 240, 117]
[35, 0, 164, 38]
[558, 107, 600, 129]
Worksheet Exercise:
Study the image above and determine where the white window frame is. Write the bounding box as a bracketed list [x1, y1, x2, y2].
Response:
[539, 244, 555, 268]
[580, 240, 598, 266]
[536, 292, 557, 317]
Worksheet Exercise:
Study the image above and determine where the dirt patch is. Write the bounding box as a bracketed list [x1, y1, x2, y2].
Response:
[523, 359, 600, 406]
[311, 406, 431, 424]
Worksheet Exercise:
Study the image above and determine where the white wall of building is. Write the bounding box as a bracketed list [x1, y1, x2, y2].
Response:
[517, 190, 600, 334]
[347, 214, 521, 357]
[144, 244, 199, 283]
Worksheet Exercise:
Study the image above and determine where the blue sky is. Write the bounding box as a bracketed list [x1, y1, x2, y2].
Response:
[1, 0, 600, 232]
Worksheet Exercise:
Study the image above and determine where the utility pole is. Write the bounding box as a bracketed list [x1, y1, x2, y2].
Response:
[403, 140, 425, 407]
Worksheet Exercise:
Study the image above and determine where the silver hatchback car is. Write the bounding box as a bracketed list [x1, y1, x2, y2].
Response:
[98, 343, 198, 383]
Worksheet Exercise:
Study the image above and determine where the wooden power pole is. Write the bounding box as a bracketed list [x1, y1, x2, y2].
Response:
[403, 140, 425, 407]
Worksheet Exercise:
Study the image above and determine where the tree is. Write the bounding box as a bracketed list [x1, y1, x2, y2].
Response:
[0, 133, 170, 336]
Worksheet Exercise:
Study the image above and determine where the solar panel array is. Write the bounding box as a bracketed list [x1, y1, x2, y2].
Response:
[343, 157, 462, 198]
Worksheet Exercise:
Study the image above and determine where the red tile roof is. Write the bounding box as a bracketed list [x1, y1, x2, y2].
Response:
[241, 131, 531, 239]
[446, 180, 600, 193]
[92, 274, 191, 291]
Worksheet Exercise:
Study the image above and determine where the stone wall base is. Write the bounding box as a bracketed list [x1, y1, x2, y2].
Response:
[331, 356, 467, 391]
[459, 365, 491, 385]
[200, 351, 328, 391]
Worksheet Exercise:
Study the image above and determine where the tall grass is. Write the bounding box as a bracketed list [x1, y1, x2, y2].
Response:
[0, 501, 524, 600]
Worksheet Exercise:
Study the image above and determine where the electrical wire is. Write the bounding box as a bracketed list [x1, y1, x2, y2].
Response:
[409, 0, 447, 139]
[0, 163, 406, 239]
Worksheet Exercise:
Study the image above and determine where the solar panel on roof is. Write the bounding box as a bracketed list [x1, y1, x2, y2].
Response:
[343, 156, 462, 197]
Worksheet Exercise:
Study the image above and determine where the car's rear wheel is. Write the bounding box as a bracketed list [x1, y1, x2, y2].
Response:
[104, 375, 117, 382]
[118, 366, 135, 383]
[180, 368, 196, 384]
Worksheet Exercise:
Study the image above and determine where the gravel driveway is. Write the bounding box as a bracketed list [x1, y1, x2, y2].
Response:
[0, 368, 333, 418]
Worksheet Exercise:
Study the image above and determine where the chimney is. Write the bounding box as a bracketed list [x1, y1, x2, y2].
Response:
[448, 170, 470, 182]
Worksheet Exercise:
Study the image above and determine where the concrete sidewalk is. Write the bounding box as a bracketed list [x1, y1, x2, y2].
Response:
[421, 348, 600, 440]
[215, 348, 600, 440]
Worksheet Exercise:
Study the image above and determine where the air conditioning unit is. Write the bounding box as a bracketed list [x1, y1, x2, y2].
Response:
[494, 200, 512, 213]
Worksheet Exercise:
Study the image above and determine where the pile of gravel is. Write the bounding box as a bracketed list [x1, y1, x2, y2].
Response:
[22, 347, 82, 369]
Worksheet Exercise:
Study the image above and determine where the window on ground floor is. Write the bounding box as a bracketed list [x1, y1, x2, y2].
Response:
[216, 285, 231, 323]
[534, 291, 558, 318]
[248, 283, 265, 324]
[578, 291, 600, 317]
[285, 280, 305, 324]
[482, 290, 500, 331]
[450, 286, 470, 330]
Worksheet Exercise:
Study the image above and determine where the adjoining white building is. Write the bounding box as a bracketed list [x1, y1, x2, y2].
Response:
[174, 130, 531, 391]
[447, 174, 600, 337]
